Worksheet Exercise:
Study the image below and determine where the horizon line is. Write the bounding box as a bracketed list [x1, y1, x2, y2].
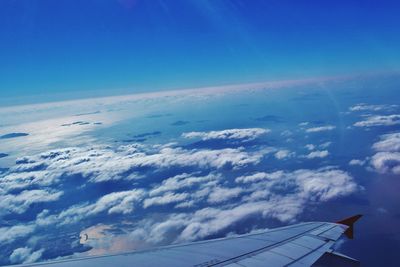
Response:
[0, 71, 397, 112]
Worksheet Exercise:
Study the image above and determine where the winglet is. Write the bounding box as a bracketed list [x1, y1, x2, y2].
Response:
[336, 214, 362, 239]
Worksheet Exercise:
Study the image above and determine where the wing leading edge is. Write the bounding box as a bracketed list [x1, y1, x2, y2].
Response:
[8, 215, 362, 267]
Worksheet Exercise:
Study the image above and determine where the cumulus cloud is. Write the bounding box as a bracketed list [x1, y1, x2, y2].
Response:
[372, 132, 400, 152]
[9, 247, 44, 264]
[0, 137, 276, 259]
[0, 190, 63, 216]
[33, 162, 358, 256]
[305, 125, 336, 133]
[126, 199, 304, 247]
[143, 146, 269, 170]
[182, 128, 269, 142]
[37, 189, 145, 226]
[207, 187, 243, 204]
[96, 190, 146, 215]
[274, 149, 294, 159]
[0, 144, 270, 193]
[0, 127, 359, 262]
[304, 150, 329, 159]
[33, 162, 357, 257]
[143, 192, 189, 208]
[115, 167, 358, 246]
[349, 159, 366, 166]
[354, 114, 400, 127]
[292, 168, 358, 201]
[0, 225, 36, 244]
[370, 152, 400, 175]
[235, 171, 284, 183]
[369, 132, 400, 174]
[149, 173, 219, 197]
[236, 167, 358, 202]
[176, 200, 299, 242]
[305, 144, 316, 150]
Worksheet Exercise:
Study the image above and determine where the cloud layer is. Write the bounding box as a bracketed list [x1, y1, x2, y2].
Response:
[182, 128, 269, 142]
[0, 126, 358, 264]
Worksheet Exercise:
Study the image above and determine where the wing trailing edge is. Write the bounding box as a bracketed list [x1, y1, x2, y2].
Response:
[312, 251, 360, 267]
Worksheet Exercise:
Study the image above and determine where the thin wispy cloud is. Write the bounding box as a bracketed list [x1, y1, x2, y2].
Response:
[354, 114, 400, 127]
[305, 125, 336, 133]
[349, 103, 398, 112]
[304, 150, 329, 159]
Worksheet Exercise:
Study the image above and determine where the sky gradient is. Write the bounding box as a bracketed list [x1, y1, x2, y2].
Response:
[1, 0, 400, 104]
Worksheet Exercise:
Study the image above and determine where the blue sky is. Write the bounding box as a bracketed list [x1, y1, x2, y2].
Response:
[1, 0, 400, 104]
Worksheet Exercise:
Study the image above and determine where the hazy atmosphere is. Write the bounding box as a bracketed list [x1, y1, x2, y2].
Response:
[1, 1, 400, 266]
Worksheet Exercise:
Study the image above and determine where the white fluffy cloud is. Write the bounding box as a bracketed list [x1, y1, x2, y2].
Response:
[0, 125, 360, 262]
[126, 198, 304, 247]
[143, 193, 189, 208]
[0, 139, 275, 255]
[235, 171, 284, 183]
[30, 163, 358, 254]
[354, 114, 400, 127]
[305, 125, 336, 133]
[149, 173, 219, 197]
[9, 247, 44, 264]
[236, 167, 358, 202]
[0, 189, 63, 216]
[372, 132, 400, 152]
[0, 225, 36, 244]
[111, 167, 358, 246]
[274, 149, 294, 159]
[37, 189, 145, 226]
[95, 190, 146, 215]
[349, 159, 366, 166]
[304, 150, 329, 159]
[305, 143, 331, 151]
[182, 128, 269, 142]
[370, 132, 400, 174]
[305, 144, 316, 150]
[207, 187, 243, 204]
[144, 146, 268, 170]
[0, 144, 270, 193]
[370, 152, 400, 175]
[27, 158, 358, 257]
[176, 200, 300, 242]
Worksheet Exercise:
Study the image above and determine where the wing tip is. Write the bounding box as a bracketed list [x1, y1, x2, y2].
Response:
[336, 214, 362, 239]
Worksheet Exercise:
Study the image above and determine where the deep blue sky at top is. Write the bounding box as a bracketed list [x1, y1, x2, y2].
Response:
[1, 0, 400, 104]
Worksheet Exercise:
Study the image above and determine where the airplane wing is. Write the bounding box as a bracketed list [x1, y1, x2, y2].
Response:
[10, 215, 362, 267]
